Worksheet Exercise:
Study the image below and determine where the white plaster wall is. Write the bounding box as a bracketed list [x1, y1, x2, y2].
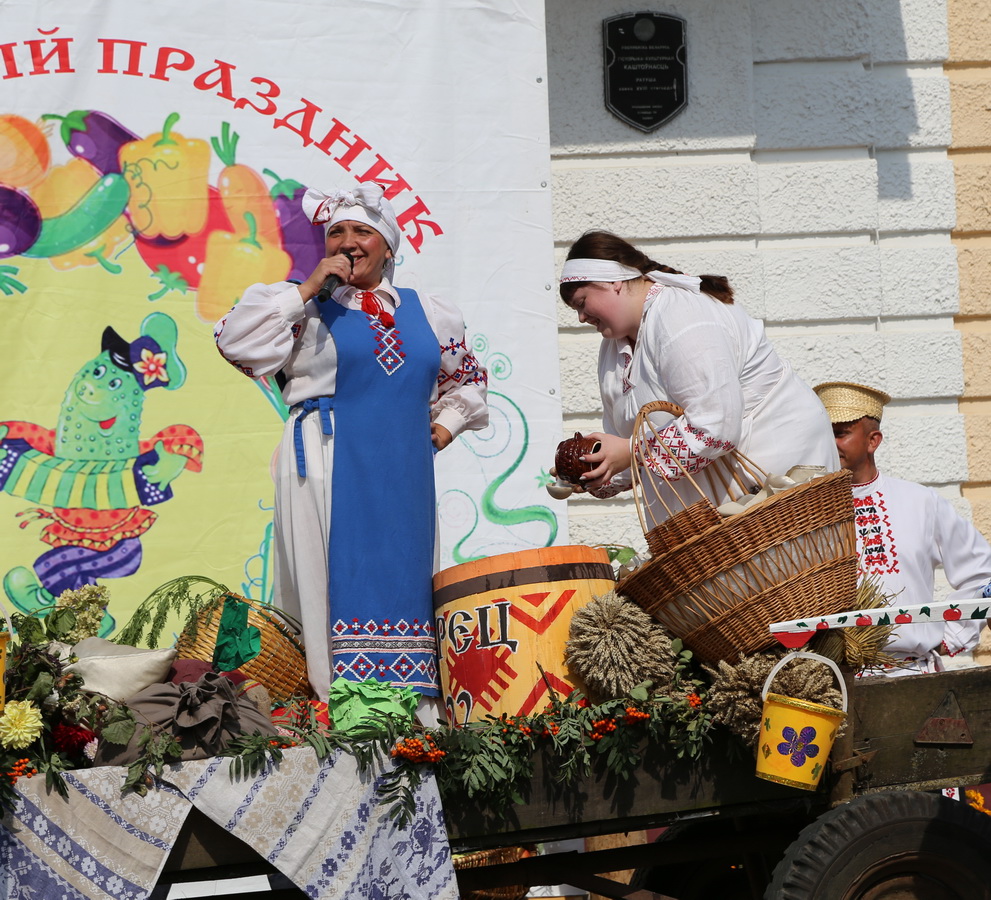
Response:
[545, 0, 962, 554]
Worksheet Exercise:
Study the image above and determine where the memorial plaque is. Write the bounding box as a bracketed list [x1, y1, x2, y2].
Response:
[603, 12, 687, 132]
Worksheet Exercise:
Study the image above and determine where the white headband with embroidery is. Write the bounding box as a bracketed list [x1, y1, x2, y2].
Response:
[560, 258, 701, 293]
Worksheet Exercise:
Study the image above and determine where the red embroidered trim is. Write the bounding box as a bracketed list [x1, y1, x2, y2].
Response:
[853, 490, 900, 575]
[642, 422, 733, 478]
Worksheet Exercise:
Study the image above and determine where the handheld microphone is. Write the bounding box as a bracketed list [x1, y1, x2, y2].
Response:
[315, 251, 354, 303]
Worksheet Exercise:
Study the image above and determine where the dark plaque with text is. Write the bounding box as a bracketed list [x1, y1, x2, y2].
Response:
[603, 12, 687, 132]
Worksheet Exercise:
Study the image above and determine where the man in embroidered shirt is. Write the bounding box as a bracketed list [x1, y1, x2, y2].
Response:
[814, 381, 990, 676]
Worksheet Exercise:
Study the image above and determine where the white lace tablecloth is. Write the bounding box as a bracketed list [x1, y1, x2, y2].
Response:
[0, 747, 457, 900]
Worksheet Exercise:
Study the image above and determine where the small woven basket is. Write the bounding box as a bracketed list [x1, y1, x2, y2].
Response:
[617, 401, 857, 664]
[453, 845, 529, 900]
[175, 593, 310, 703]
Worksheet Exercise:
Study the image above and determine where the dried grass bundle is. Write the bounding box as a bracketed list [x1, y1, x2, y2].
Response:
[810, 573, 898, 671]
[566, 590, 676, 702]
[705, 648, 846, 754]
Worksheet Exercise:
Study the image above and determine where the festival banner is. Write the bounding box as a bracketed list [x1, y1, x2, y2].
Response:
[0, 0, 563, 635]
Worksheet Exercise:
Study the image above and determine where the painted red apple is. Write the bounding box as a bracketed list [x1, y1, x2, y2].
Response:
[943, 606, 962, 621]
[816, 621, 829, 630]
[895, 611, 913, 624]
[856, 615, 873, 626]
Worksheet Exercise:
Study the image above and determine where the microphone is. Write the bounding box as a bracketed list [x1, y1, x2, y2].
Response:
[315, 251, 354, 302]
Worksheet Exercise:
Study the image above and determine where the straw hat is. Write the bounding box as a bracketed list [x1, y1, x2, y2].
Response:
[813, 382, 891, 424]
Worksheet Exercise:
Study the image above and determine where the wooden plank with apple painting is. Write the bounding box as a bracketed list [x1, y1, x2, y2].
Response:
[769, 599, 990, 648]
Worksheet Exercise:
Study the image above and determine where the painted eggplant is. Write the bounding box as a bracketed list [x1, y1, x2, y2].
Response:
[0, 185, 42, 259]
[42, 109, 139, 175]
[263, 169, 326, 282]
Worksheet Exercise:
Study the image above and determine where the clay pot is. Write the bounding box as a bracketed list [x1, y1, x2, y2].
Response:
[555, 432, 602, 485]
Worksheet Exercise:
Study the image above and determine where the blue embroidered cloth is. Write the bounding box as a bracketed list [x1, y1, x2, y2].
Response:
[0, 747, 457, 900]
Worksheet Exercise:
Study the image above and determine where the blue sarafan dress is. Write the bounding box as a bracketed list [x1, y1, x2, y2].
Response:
[316, 288, 439, 693]
[214, 278, 488, 699]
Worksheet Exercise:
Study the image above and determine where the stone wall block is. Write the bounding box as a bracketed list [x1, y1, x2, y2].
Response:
[876, 154, 956, 232]
[960, 332, 991, 397]
[947, 0, 991, 62]
[552, 164, 760, 240]
[953, 157, 991, 234]
[762, 246, 882, 322]
[963, 414, 991, 482]
[948, 74, 991, 149]
[873, 70, 951, 149]
[752, 0, 871, 61]
[757, 160, 878, 235]
[956, 245, 991, 317]
[879, 413, 968, 483]
[869, 0, 949, 64]
[754, 64, 875, 150]
[558, 333, 604, 415]
[879, 245, 959, 317]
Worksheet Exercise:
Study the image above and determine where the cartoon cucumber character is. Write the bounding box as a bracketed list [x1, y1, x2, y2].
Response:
[0, 312, 203, 622]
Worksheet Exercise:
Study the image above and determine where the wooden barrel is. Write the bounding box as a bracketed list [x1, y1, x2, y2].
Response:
[433, 545, 615, 725]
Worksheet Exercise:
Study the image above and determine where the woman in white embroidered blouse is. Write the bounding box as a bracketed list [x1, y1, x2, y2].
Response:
[558, 230, 837, 515]
[214, 183, 488, 710]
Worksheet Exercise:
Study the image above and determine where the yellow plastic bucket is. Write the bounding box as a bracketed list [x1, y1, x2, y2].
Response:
[755, 650, 847, 791]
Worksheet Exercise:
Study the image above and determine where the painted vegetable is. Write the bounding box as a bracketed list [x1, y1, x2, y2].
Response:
[0, 186, 42, 259]
[134, 186, 233, 294]
[119, 112, 211, 240]
[196, 211, 291, 323]
[0, 114, 50, 189]
[30, 158, 131, 272]
[212, 123, 281, 245]
[21, 173, 130, 259]
[264, 168, 326, 282]
[41, 109, 138, 175]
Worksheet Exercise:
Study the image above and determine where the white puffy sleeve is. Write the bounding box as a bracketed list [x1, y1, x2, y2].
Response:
[213, 281, 306, 377]
[636, 289, 744, 479]
[935, 495, 991, 655]
[421, 292, 489, 439]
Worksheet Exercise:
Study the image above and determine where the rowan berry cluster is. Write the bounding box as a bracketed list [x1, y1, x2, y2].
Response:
[540, 722, 561, 739]
[392, 735, 445, 764]
[4, 758, 36, 784]
[623, 706, 650, 725]
[686, 692, 702, 709]
[589, 718, 617, 741]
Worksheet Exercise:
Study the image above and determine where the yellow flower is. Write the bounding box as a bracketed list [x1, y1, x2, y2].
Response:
[0, 700, 44, 750]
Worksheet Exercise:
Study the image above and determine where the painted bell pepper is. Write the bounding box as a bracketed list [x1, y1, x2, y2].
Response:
[119, 112, 211, 240]
[212, 122, 281, 246]
[195, 211, 291, 323]
[0, 114, 50, 189]
[134, 185, 233, 295]
[29, 157, 131, 272]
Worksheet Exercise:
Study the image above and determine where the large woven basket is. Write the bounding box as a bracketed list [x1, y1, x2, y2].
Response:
[175, 593, 310, 702]
[453, 845, 529, 900]
[616, 402, 857, 665]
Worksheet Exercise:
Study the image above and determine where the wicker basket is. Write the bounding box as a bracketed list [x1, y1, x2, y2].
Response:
[175, 593, 310, 702]
[616, 402, 857, 665]
[453, 845, 529, 900]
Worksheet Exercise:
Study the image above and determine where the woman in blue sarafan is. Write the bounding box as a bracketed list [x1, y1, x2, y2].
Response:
[214, 183, 488, 720]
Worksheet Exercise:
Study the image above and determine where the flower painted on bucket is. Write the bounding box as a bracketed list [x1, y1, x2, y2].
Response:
[0, 701, 43, 750]
[777, 725, 820, 767]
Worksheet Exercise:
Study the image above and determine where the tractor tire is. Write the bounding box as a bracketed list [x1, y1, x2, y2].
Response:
[765, 790, 991, 899]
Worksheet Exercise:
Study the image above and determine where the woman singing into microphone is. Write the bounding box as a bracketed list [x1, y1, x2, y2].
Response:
[214, 183, 488, 720]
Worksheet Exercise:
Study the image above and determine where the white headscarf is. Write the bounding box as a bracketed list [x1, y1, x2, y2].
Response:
[301, 182, 402, 280]
[560, 258, 701, 293]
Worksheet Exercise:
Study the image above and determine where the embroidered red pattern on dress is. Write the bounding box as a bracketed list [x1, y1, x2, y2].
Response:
[853, 490, 900, 575]
[642, 421, 733, 478]
[437, 337, 487, 390]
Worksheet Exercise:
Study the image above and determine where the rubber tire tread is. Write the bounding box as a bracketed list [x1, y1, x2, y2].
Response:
[765, 790, 991, 900]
